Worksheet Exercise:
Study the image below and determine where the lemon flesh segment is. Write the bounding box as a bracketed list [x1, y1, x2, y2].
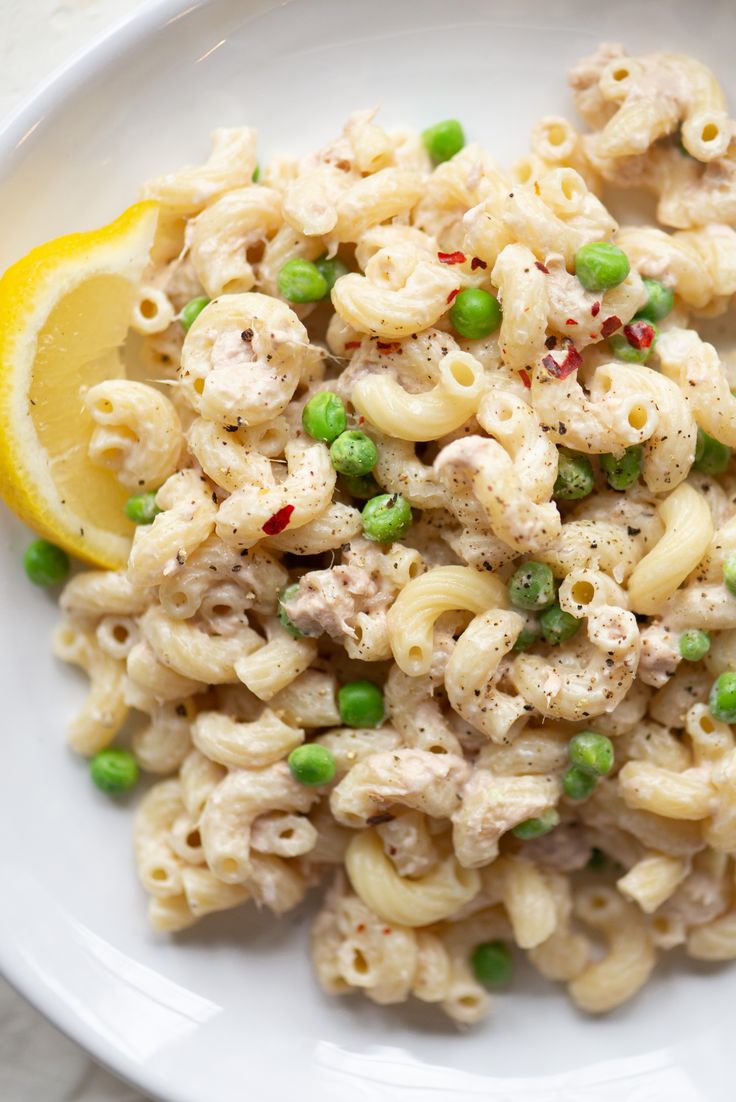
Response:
[0, 202, 160, 570]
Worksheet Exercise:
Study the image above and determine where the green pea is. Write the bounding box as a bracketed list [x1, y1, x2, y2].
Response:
[421, 119, 465, 164]
[330, 430, 378, 477]
[693, 428, 731, 475]
[724, 551, 736, 597]
[449, 288, 502, 339]
[341, 473, 381, 500]
[554, 449, 594, 500]
[512, 624, 541, 652]
[314, 254, 350, 292]
[361, 493, 412, 543]
[679, 629, 710, 662]
[277, 258, 328, 303]
[277, 583, 303, 638]
[90, 747, 139, 795]
[508, 561, 556, 611]
[124, 492, 161, 525]
[470, 940, 512, 986]
[709, 672, 736, 723]
[635, 278, 674, 322]
[287, 744, 336, 786]
[562, 764, 597, 801]
[512, 808, 560, 840]
[608, 322, 658, 364]
[574, 242, 630, 292]
[23, 539, 70, 586]
[600, 445, 643, 491]
[338, 680, 385, 728]
[539, 604, 580, 645]
[180, 295, 210, 330]
[302, 391, 347, 443]
[568, 731, 614, 776]
[252, 164, 260, 182]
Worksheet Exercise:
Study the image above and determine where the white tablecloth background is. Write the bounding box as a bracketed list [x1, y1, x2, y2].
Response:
[1, 5, 153, 1099]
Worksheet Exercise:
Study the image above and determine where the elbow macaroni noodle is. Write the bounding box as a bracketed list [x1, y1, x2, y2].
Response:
[47, 45, 736, 1024]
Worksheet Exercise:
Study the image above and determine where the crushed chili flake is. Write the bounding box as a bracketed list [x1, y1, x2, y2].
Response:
[519, 369, 532, 389]
[544, 335, 557, 350]
[382, 927, 393, 935]
[542, 344, 582, 380]
[262, 503, 294, 536]
[565, 318, 578, 326]
[437, 250, 466, 265]
[344, 340, 361, 349]
[356, 923, 365, 933]
[470, 256, 487, 271]
[591, 301, 601, 317]
[600, 315, 622, 338]
[535, 261, 549, 274]
[447, 287, 461, 304]
[623, 320, 656, 349]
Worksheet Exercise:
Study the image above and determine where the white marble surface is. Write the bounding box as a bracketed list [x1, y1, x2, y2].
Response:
[0, 10, 153, 1100]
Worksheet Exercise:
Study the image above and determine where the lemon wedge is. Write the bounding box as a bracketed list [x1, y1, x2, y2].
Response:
[0, 201, 159, 570]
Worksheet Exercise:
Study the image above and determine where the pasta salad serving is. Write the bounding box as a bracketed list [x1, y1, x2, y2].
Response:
[7, 41, 736, 1026]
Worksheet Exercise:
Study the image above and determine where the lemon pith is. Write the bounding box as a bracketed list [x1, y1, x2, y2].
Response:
[0, 201, 159, 569]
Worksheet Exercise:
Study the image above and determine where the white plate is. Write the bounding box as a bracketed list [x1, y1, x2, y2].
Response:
[1, 1, 735, 1099]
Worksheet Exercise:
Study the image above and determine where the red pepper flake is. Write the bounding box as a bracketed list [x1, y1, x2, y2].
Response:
[519, 369, 532, 389]
[591, 301, 601, 317]
[382, 927, 393, 935]
[437, 250, 466, 265]
[542, 344, 583, 380]
[357, 416, 365, 425]
[534, 261, 549, 274]
[447, 287, 461, 304]
[344, 340, 361, 349]
[544, 335, 557, 350]
[262, 503, 294, 536]
[470, 256, 487, 271]
[600, 315, 622, 338]
[565, 318, 578, 326]
[356, 923, 365, 933]
[623, 320, 655, 349]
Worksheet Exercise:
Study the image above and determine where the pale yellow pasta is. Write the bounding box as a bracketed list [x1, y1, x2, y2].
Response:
[452, 771, 560, 868]
[140, 605, 261, 683]
[569, 887, 656, 1013]
[215, 442, 335, 549]
[351, 349, 486, 442]
[434, 433, 561, 553]
[125, 640, 202, 705]
[332, 168, 423, 243]
[133, 779, 186, 898]
[265, 502, 362, 555]
[192, 709, 304, 769]
[131, 285, 176, 335]
[511, 605, 640, 720]
[618, 760, 715, 820]
[199, 761, 318, 883]
[188, 186, 282, 297]
[444, 610, 528, 742]
[657, 327, 736, 447]
[331, 242, 458, 338]
[617, 855, 689, 914]
[86, 380, 182, 491]
[179, 292, 316, 426]
[492, 244, 548, 370]
[133, 700, 194, 775]
[344, 828, 480, 926]
[626, 483, 714, 615]
[52, 621, 128, 754]
[387, 565, 508, 676]
[234, 622, 317, 700]
[60, 570, 152, 619]
[127, 469, 217, 588]
[141, 127, 258, 215]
